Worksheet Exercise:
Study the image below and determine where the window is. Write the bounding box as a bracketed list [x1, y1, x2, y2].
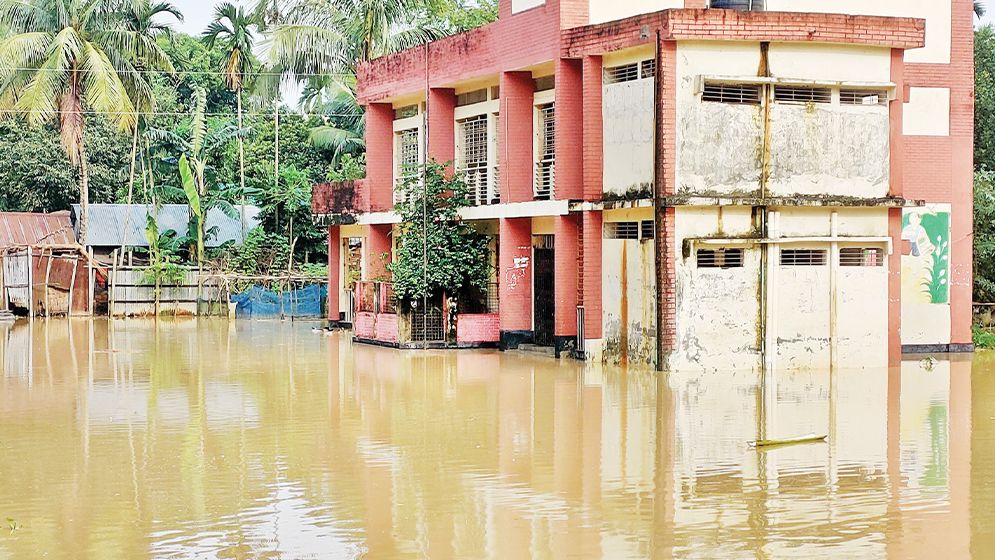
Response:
[640, 220, 655, 240]
[710, 0, 764, 9]
[458, 115, 493, 205]
[490, 85, 500, 99]
[604, 222, 639, 240]
[641, 59, 656, 79]
[457, 89, 488, 107]
[394, 104, 418, 119]
[840, 89, 889, 106]
[534, 75, 555, 92]
[697, 248, 744, 269]
[395, 128, 420, 202]
[774, 86, 832, 104]
[535, 103, 555, 199]
[702, 83, 762, 105]
[840, 247, 884, 267]
[605, 60, 655, 84]
[780, 249, 827, 266]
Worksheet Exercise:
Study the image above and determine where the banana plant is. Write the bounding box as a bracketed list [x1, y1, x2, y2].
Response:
[178, 154, 204, 270]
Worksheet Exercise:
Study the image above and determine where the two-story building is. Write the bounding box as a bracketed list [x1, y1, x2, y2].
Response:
[312, 0, 974, 371]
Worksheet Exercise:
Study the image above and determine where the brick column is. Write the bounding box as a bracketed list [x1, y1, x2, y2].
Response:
[428, 88, 456, 167]
[889, 49, 904, 198]
[657, 207, 677, 365]
[366, 224, 392, 280]
[328, 225, 341, 324]
[554, 214, 579, 356]
[499, 217, 533, 348]
[500, 71, 535, 203]
[554, 59, 583, 201]
[582, 56, 603, 201]
[366, 103, 395, 211]
[582, 211, 603, 340]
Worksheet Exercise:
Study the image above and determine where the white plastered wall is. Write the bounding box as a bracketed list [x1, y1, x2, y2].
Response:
[901, 203, 952, 346]
[603, 50, 655, 198]
[903, 87, 951, 137]
[672, 206, 762, 373]
[764, 0, 952, 64]
[602, 207, 657, 366]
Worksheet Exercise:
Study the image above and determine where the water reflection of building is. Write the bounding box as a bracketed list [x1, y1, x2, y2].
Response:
[0, 323, 982, 559]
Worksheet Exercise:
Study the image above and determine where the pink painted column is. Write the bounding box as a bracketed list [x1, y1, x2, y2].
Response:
[366, 103, 395, 212]
[366, 224, 392, 281]
[499, 217, 533, 348]
[582, 56, 603, 202]
[499, 71, 536, 203]
[554, 214, 579, 356]
[428, 88, 456, 168]
[327, 224, 341, 323]
[554, 58, 583, 201]
[582, 211, 603, 340]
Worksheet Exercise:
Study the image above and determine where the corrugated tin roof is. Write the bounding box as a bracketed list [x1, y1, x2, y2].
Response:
[71, 204, 261, 248]
[0, 211, 76, 247]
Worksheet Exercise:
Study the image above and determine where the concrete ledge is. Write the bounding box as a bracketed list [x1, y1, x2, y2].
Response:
[902, 343, 975, 354]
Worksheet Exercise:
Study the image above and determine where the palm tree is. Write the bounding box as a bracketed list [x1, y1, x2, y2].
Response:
[977, 1, 986, 18]
[0, 0, 161, 238]
[203, 2, 257, 235]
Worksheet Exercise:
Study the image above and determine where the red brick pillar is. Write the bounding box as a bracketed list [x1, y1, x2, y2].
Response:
[582, 56, 603, 202]
[428, 88, 456, 167]
[889, 49, 904, 198]
[366, 103, 395, 211]
[328, 224, 341, 324]
[367, 224, 392, 280]
[555, 59, 583, 200]
[582, 211, 603, 341]
[554, 214, 579, 356]
[500, 71, 535, 203]
[499, 217, 533, 348]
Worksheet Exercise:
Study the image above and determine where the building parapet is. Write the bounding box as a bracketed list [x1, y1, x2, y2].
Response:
[312, 180, 366, 225]
[562, 9, 926, 57]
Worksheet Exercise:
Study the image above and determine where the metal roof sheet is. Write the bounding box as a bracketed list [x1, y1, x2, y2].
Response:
[71, 204, 261, 248]
[0, 211, 76, 247]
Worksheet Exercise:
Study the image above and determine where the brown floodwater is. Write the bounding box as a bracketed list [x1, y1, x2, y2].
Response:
[0, 319, 992, 559]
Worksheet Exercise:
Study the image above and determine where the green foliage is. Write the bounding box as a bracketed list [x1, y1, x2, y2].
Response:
[215, 227, 290, 275]
[326, 153, 366, 181]
[977, 26, 995, 171]
[975, 170, 995, 302]
[140, 214, 186, 304]
[973, 324, 995, 349]
[387, 162, 491, 302]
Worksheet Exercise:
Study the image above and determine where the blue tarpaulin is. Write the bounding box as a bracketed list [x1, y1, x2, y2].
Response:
[230, 284, 326, 318]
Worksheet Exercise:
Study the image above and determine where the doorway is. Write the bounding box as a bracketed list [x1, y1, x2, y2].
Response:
[533, 235, 555, 346]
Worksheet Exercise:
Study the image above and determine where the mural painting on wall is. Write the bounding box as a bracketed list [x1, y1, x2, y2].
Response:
[901, 207, 951, 305]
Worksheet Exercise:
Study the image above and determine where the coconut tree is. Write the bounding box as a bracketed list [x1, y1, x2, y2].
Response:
[0, 0, 163, 238]
[202, 2, 258, 235]
[977, 1, 986, 18]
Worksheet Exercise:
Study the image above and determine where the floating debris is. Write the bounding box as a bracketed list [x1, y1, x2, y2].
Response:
[749, 434, 828, 449]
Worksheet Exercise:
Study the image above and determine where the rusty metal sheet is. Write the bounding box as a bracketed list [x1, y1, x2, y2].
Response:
[0, 211, 75, 247]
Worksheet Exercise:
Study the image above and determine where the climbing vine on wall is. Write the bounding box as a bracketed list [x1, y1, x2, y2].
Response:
[388, 162, 491, 302]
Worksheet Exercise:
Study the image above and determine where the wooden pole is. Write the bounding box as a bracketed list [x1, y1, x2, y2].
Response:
[110, 249, 119, 318]
[43, 248, 53, 317]
[27, 247, 34, 318]
[68, 253, 79, 317]
[0, 250, 6, 311]
[87, 248, 94, 316]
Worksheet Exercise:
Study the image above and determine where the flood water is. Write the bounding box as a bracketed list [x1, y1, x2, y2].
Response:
[0, 319, 993, 559]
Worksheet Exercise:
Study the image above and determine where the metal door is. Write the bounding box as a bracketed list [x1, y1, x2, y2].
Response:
[533, 235, 555, 346]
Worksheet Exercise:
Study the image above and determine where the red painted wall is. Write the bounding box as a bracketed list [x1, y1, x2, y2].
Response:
[500, 72, 537, 203]
[457, 314, 501, 342]
[499, 217, 533, 332]
[328, 225, 340, 321]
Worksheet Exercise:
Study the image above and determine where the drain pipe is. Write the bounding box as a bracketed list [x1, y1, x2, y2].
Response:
[652, 30, 665, 372]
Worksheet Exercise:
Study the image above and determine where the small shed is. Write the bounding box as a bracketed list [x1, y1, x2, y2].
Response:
[71, 204, 261, 260]
[0, 211, 101, 316]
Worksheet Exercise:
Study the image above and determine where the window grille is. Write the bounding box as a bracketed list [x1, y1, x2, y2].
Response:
[534, 75, 555, 92]
[697, 248, 745, 269]
[840, 247, 884, 267]
[840, 89, 889, 106]
[394, 104, 418, 119]
[604, 222, 640, 240]
[535, 103, 555, 200]
[640, 59, 656, 79]
[780, 249, 827, 266]
[773, 86, 832, 104]
[640, 220, 655, 240]
[710, 0, 764, 10]
[395, 128, 420, 203]
[492, 114, 500, 197]
[605, 63, 639, 84]
[411, 305, 445, 342]
[457, 88, 488, 107]
[533, 234, 555, 249]
[702, 83, 762, 105]
[459, 115, 491, 206]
